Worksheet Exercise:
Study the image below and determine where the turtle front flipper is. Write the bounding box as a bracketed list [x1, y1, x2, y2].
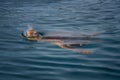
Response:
[58, 44, 92, 54]
[71, 49, 92, 54]
[55, 42, 92, 54]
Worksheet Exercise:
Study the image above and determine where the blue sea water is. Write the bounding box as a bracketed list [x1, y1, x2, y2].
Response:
[0, 0, 120, 80]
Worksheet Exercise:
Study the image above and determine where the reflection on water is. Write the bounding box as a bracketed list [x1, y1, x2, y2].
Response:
[0, 0, 120, 80]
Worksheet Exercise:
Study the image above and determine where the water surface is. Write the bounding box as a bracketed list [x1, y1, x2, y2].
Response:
[0, 0, 120, 80]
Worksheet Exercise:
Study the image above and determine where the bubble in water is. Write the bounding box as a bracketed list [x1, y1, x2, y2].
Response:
[27, 24, 33, 30]
[23, 24, 34, 35]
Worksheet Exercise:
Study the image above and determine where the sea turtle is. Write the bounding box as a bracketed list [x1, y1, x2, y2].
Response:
[21, 29, 99, 54]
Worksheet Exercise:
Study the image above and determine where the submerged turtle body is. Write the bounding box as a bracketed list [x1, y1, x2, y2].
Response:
[21, 29, 99, 54]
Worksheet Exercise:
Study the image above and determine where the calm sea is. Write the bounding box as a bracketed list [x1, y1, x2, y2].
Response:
[0, 0, 120, 80]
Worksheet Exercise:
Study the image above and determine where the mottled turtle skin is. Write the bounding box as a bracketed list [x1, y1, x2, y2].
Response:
[21, 29, 99, 54]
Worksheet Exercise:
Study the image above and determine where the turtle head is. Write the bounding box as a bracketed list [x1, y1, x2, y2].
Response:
[26, 29, 43, 40]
